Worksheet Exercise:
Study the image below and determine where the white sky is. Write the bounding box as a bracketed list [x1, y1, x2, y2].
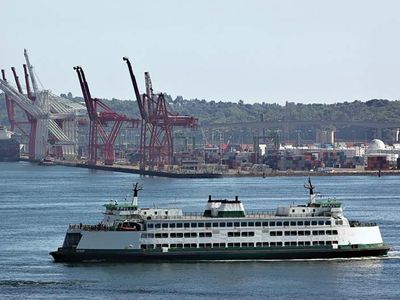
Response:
[1, 0, 400, 104]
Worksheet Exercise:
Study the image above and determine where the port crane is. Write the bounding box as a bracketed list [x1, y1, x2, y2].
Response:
[123, 57, 198, 169]
[73, 66, 139, 165]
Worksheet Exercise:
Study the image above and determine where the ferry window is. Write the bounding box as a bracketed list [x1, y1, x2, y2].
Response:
[305, 231, 311, 236]
[162, 233, 168, 238]
[177, 233, 183, 238]
[332, 241, 338, 244]
[290, 231, 297, 236]
[234, 232, 240, 237]
[184, 223, 190, 228]
[270, 231, 276, 236]
[154, 211, 158, 215]
[326, 241, 332, 245]
[312, 241, 318, 245]
[143, 212, 147, 215]
[241, 222, 247, 227]
[318, 221, 324, 226]
[242, 243, 248, 247]
[162, 223, 168, 228]
[141, 244, 146, 249]
[255, 222, 261, 227]
[305, 241, 311, 246]
[284, 242, 290, 246]
[326, 230, 332, 235]
[199, 232, 205, 237]
[277, 221, 283, 226]
[156, 244, 162, 248]
[263, 242, 269, 247]
[242, 232, 248, 237]
[298, 231, 304, 236]
[335, 220, 343, 225]
[199, 243, 205, 248]
[213, 243, 220, 248]
[198, 223, 204, 228]
[333, 230, 338, 235]
[148, 244, 154, 249]
[325, 220, 331, 225]
[290, 242, 297, 246]
[248, 242, 254, 247]
[206, 243, 212, 248]
[302, 209, 306, 213]
[191, 243, 197, 248]
[270, 242, 276, 246]
[298, 241, 304, 246]
[190, 233, 197, 238]
[184, 244, 191, 248]
[292, 209, 295, 213]
[234, 243, 240, 247]
[313, 209, 316, 212]
[212, 222, 219, 228]
[162, 244, 168, 247]
[184, 233, 190, 238]
[228, 232, 234, 237]
[228, 243, 234, 247]
[234, 222, 240, 227]
[227, 222, 233, 227]
[170, 233, 177, 238]
[297, 221, 304, 226]
[312, 231, 318, 235]
[264, 221, 270, 226]
[148, 233, 154, 238]
[276, 231, 283, 236]
[248, 222, 254, 227]
[249, 232, 255, 237]
[220, 222, 226, 228]
[256, 242, 262, 247]
[283, 221, 289, 226]
[141, 233, 147, 238]
[319, 241, 325, 245]
[305, 221, 310, 226]
[277, 242, 283, 246]
[205, 232, 212, 237]
[205, 222, 211, 227]
[177, 244, 183, 248]
[148, 224, 154, 229]
[311, 221, 317, 226]
[290, 221, 296, 226]
[318, 230, 325, 235]
[169, 223, 176, 228]
[155, 233, 162, 238]
[177, 223, 183, 228]
[284, 231, 290, 236]
[170, 244, 177, 248]
[165, 211, 168, 215]
[191, 223, 197, 228]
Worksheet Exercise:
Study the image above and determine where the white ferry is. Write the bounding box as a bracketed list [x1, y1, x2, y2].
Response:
[50, 180, 390, 262]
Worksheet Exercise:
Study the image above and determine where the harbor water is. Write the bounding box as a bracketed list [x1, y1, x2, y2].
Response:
[0, 162, 399, 299]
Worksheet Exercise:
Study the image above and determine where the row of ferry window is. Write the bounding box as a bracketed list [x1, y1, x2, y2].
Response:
[270, 230, 338, 236]
[141, 232, 213, 239]
[140, 240, 339, 249]
[146, 220, 333, 229]
[141, 229, 337, 239]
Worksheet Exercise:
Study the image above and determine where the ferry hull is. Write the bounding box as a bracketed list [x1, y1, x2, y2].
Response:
[50, 244, 390, 263]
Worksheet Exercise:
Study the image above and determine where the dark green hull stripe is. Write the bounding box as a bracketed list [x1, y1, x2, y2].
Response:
[50, 245, 390, 263]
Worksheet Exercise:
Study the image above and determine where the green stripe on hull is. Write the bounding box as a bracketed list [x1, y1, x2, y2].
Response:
[50, 244, 390, 263]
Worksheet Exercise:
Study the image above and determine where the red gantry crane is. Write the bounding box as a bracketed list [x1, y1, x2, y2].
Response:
[73, 66, 139, 166]
[123, 57, 197, 169]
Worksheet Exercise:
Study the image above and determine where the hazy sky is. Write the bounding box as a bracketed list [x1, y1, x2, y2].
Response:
[2, 0, 400, 104]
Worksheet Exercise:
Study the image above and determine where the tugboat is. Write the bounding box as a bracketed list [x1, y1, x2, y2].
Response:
[50, 180, 390, 262]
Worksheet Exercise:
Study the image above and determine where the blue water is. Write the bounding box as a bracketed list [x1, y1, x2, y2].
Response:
[0, 162, 399, 299]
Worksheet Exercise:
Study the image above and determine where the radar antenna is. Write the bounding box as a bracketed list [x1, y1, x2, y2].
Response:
[304, 177, 316, 204]
[132, 182, 143, 208]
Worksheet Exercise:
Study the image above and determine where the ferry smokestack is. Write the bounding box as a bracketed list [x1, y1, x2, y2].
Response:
[208, 195, 212, 201]
[235, 196, 239, 202]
